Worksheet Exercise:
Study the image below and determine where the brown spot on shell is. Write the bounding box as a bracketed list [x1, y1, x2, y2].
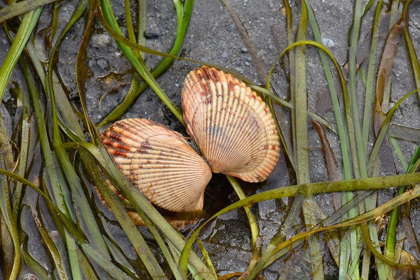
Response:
[181, 66, 280, 182]
[100, 118, 212, 228]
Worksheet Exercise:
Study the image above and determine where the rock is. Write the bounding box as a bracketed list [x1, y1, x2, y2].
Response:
[321, 37, 336, 48]
[97, 58, 109, 70]
[222, 51, 229, 60]
[144, 31, 160, 39]
[91, 34, 111, 47]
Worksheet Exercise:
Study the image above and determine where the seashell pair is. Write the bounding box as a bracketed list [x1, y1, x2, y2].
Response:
[100, 66, 280, 227]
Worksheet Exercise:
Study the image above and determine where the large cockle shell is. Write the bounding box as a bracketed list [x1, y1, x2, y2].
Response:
[101, 118, 212, 226]
[181, 66, 280, 182]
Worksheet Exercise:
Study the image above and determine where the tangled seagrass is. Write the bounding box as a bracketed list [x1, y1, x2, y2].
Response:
[100, 66, 280, 227]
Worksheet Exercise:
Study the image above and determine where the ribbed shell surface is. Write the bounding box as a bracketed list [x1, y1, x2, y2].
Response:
[101, 118, 212, 213]
[181, 66, 280, 182]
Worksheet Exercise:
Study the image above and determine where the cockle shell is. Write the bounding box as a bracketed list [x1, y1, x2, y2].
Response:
[100, 118, 212, 226]
[181, 66, 280, 182]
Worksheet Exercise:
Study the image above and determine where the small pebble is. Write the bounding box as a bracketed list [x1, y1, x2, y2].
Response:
[97, 58, 109, 70]
[91, 34, 111, 47]
[144, 31, 160, 39]
[322, 37, 336, 48]
[240, 47, 248, 53]
[222, 51, 229, 60]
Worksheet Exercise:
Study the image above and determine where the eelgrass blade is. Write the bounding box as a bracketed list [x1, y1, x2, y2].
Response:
[347, 0, 364, 178]
[372, 18, 403, 138]
[247, 186, 306, 279]
[37, 0, 87, 139]
[124, 0, 137, 55]
[367, 89, 420, 171]
[218, 3, 285, 263]
[379, 1, 400, 114]
[312, 120, 342, 264]
[386, 118, 420, 268]
[48, 3, 60, 52]
[23, 39, 86, 141]
[266, 34, 357, 277]
[312, 120, 341, 183]
[402, 0, 420, 99]
[21, 55, 78, 279]
[44, 3, 127, 276]
[167, 242, 204, 280]
[197, 239, 218, 279]
[268, 186, 420, 272]
[47, 0, 87, 141]
[343, 0, 375, 277]
[0, 8, 41, 102]
[0, 168, 135, 279]
[76, 248, 100, 280]
[294, 1, 309, 184]
[12, 90, 31, 224]
[0, 0, 57, 23]
[180, 172, 420, 275]
[78, 149, 166, 279]
[80, 243, 136, 279]
[294, 2, 324, 278]
[38, 164, 420, 204]
[75, 0, 95, 141]
[361, 0, 383, 157]
[97, 0, 195, 127]
[389, 124, 420, 143]
[99, 0, 183, 124]
[359, 5, 402, 280]
[389, 137, 409, 170]
[266, 191, 374, 269]
[226, 175, 259, 249]
[22, 240, 50, 279]
[361, 0, 376, 16]
[102, 237, 137, 277]
[304, 0, 352, 180]
[98, 2, 233, 277]
[0, 114, 20, 280]
[29, 205, 68, 280]
[283, 0, 295, 157]
[95, 5, 250, 85]
[81, 142, 213, 278]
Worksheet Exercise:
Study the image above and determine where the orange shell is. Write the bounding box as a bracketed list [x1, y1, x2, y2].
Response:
[100, 118, 212, 226]
[181, 66, 280, 182]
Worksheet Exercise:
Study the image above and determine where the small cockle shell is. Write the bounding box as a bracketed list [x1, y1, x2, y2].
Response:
[181, 66, 280, 182]
[101, 118, 212, 226]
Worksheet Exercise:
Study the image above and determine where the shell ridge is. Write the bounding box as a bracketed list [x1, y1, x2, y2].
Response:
[221, 89, 257, 169]
[208, 73, 219, 170]
[210, 72, 224, 170]
[213, 71, 232, 168]
[102, 118, 212, 216]
[181, 66, 280, 182]
[216, 82, 243, 166]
